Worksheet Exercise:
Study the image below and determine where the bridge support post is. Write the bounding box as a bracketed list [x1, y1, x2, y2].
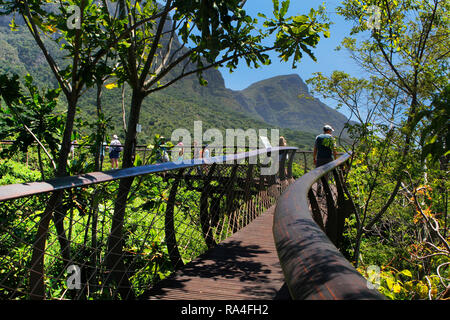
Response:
[308, 189, 325, 231]
[243, 164, 255, 223]
[333, 166, 354, 251]
[322, 176, 338, 246]
[165, 169, 185, 270]
[200, 164, 217, 249]
[286, 150, 296, 183]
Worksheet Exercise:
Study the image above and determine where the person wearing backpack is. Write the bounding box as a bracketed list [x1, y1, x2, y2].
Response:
[313, 125, 337, 168]
[109, 135, 123, 169]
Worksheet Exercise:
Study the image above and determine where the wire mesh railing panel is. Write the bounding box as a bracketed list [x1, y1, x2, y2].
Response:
[0, 147, 297, 300]
[0, 194, 46, 299]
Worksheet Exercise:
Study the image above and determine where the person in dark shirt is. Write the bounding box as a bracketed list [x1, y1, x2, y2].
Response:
[313, 125, 337, 168]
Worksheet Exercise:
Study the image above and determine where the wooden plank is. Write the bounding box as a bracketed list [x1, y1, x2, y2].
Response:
[143, 205, 287, 300]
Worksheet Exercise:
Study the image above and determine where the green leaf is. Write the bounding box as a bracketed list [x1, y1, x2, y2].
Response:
[293, 15, 308, 24]
[398, 270, 412, 278]
[280, 0, 290, 18]
[273, 0, 280, 18]
[9, 16, 18, 31]
[257, 13, 267, 19]
[134, 154, 143, 167]
[384, 275, 395, 290]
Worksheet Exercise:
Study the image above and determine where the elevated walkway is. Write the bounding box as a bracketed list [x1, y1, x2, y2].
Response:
[144, 205, 289, 300]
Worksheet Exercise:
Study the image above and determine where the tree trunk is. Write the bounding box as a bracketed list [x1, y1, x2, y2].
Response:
[165, 170, 185, 270]
[29, 95, 79, 299]
[94, 80, 103, 172]
[29, 191, 63, 299]
[104, 89, 143, 299]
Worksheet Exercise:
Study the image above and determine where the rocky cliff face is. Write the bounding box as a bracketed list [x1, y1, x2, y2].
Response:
[170, 71, 350, 135]
[238, 74, 349, 134]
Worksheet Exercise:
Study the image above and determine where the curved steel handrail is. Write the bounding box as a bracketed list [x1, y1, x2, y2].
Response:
[273, 153, 385, 300]
[0, 147, 298, 202]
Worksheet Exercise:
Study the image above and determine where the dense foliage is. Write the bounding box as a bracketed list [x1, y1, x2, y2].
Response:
[308, 0, 449, 299]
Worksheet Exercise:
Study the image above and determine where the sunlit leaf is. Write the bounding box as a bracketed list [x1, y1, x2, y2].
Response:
[105, 83, 118, 90]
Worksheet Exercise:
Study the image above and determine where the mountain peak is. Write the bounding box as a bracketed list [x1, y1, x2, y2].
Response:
[233, 74, 348, 134]
[244, 74, 309, 95]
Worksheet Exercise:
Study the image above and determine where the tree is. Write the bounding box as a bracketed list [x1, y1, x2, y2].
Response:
[416, 85, 450, 164]
[0, 0, 137, 299]
[102, 0, 331, 299]
[1, 0, 331, 299]
[0, 73, 63, 179]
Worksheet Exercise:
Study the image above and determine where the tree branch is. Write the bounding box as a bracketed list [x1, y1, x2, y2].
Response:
[139, 0, 173, 88]
[364, 175, 403, 231]
[21, 0, 70, 96]
[23, 125, 56, 170]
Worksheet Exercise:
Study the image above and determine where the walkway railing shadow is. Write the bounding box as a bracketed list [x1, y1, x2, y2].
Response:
[273, 153, 385, 299]
[0, 147, 297, 300]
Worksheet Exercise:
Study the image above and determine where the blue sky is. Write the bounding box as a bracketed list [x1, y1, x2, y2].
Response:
[218, 0, 365, 116]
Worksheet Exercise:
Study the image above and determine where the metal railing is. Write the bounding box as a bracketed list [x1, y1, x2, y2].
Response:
[273, 153, 385, 299]
[0, 147, 297, 300]
[0, 140, 311, 174]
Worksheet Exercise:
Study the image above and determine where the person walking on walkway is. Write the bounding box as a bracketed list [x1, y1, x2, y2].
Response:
[313, 125, 337, 168]
[278, 136, 289, 178]
[109, 135, 122, 169]
[70, 140, 77, 159]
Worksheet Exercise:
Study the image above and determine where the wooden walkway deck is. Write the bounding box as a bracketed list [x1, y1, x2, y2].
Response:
[143, 205, 290, 300]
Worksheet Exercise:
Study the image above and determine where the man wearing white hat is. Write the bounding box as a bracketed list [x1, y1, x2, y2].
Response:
[313, 125, 337, 168]
[109, 134, 122, 169]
